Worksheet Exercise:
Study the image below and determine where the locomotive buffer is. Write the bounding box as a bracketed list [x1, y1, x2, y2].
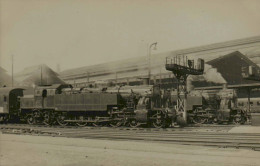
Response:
[165, 55, 204, 126]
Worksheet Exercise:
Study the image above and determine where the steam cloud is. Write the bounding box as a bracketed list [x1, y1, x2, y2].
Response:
[203, 64, 227, 84]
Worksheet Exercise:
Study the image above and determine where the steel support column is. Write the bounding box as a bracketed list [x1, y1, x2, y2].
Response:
[175, 74, 188, 125]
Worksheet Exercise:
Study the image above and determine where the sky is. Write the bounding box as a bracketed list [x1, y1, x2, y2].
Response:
[1, 0, 260, 74]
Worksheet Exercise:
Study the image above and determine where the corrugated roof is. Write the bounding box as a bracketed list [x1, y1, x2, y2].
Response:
[207, 51, 260, 85]
[59, 36, 260, 83]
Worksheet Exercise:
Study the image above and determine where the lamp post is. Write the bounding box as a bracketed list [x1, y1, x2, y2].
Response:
[11, 55, 14, 87]
[148, 42, 157, 85]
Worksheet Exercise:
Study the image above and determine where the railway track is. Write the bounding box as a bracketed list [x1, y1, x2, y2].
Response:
[1, 124, 260, 151]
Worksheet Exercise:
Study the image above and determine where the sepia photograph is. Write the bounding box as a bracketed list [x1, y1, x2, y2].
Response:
[0, 0, 260, 166]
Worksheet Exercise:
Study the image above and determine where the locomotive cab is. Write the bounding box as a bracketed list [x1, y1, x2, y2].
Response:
[131, 86, 176, 128]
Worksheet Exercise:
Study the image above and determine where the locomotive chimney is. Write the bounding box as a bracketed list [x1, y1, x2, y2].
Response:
[138, 77, 149, 85]
[222, 83, 228, 90]
[187, 77, 194, 92]
[143, 78, 149, 85]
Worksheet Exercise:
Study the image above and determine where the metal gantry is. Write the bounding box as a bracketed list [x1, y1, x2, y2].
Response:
[165, 55, 204, 125]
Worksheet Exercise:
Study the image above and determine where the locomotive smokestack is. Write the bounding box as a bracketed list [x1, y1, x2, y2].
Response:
[138, 77, 149, 85]
[222, 83, 228, 90]
[187, 77, 194, 92]
[143, 78, 149, 85]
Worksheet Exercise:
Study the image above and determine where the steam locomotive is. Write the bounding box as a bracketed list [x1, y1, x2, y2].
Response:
[0, 84, 176, 128]
[184, 87, 250, 124]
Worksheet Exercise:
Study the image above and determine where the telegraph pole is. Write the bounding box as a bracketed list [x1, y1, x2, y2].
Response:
[11, 55, 14, 87]
[41, 65, 43, 86]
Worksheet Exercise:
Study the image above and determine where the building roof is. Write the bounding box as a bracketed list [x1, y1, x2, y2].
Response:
[15, 64, 65, 86]
[207, 51, 260, 85]
[0, 67, 14, 87]
[59, 36, 260, 85]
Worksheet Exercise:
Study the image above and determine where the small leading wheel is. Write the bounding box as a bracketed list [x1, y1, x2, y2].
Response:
[152, 120, 164, 128]
[233, 116, 241, 124]
[93, 121, 105, 127]
[129, 119, 141, 128]
[76, 122, 88, 127]
[56, 114, 68, 126]
[109, 113, 123, 127]
[76, 116, 88, 127]
[152, 112, 164, 128]
[193, 116, 207, 124]
[109, 120, 123, 127]
[27, 114, 35, 125]
[43, 112, 52, 126]
[211, 117, 219, 124]
[0, 115, 8, 123]
[240, 116, 246, 125]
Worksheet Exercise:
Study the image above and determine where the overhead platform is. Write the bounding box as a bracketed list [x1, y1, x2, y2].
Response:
[165, 57, 204, 76]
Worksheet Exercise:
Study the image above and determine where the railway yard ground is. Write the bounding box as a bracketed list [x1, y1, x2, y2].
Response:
[1, 124, 260, 166]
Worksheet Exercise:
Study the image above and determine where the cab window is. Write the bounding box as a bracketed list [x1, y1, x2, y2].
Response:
[42, 90, 47, 97]
[35, 90, 42, 96]
[47, 89, 56, 96]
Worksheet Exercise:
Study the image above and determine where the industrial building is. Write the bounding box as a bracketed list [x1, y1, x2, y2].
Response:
[59, 36, 260, 89]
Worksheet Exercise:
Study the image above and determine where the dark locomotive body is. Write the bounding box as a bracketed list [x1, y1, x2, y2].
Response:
[54, 90, 119, 126]
[18, 84, 123, 126]
[0, 84, 175, 127]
